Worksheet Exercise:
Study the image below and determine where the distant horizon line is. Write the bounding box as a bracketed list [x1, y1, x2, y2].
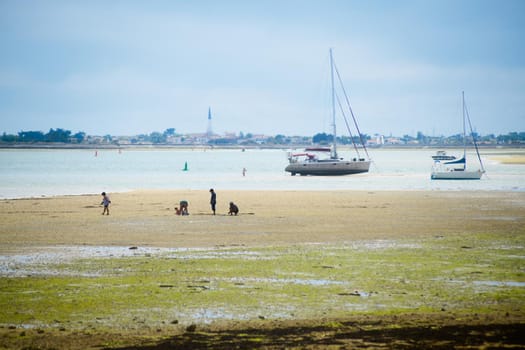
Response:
[2, 129, 524, 138]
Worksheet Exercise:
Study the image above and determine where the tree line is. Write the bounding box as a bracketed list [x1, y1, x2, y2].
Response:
[0, 128, 177, 144]
[1, 129, 86, 143]
[1, 128, 524, 145]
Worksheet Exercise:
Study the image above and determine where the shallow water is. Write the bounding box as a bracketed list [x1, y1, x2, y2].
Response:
[1, 148, 524, 198]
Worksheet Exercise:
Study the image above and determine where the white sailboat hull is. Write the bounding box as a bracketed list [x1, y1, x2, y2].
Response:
[285, 159, 370, 176]
[431, 169, 484, 180]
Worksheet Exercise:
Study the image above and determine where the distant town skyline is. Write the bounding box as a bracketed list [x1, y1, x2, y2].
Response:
[1, 1, 524, 137]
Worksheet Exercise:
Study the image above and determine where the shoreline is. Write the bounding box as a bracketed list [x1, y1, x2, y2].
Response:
[1, 143, 524, 150]
[1, 184, 525, 201]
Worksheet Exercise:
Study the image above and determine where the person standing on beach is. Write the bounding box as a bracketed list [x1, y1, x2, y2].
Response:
[209, 188, 216, 215]
[100, 192, 111, 215]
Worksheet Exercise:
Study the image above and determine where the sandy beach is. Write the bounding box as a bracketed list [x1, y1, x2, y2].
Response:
[1, 189, 524, 251]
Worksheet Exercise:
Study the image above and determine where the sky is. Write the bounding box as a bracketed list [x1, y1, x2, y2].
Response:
[1, 0, 524, 137]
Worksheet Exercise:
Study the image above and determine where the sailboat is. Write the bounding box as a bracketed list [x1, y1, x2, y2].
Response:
[285, 49, 371, 176]
[431, 92, 486, 180]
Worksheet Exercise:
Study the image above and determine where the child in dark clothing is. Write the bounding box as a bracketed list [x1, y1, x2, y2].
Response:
[228, 202, 239, 216]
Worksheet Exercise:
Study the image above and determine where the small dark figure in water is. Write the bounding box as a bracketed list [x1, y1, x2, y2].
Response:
[100, 192, 111, 215]
[228, 202, 239, 216]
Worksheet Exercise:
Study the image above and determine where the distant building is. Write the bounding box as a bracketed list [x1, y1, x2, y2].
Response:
[384, 137, 403, 145]
[368, 134, 385, 146]
[206, 107, 213, 140]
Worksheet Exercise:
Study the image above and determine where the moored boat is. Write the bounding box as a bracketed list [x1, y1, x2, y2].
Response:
[431, 92, 485, 180]
[286, 147, 369, 176]
[285, 49, 371, 176]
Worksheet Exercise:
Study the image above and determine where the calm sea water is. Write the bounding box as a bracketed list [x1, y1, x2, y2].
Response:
[0, 148, 523, 198]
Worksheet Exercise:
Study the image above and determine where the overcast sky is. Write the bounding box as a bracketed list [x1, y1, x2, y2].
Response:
[1, 0, 524, 137]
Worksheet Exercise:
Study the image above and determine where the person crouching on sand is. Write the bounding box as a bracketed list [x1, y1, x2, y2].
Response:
[101, 192, 111, 215]
[175, 200, 189, 215]
[228, 202, 239, 216]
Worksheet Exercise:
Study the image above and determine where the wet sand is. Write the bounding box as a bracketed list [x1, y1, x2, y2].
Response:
[1, 190, 523, 251]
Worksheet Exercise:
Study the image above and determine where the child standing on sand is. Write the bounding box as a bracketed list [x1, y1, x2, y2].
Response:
[101, 192, 111, 215]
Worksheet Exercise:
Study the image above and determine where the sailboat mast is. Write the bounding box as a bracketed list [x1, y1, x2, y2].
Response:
[333, 59, 370, 160]
[330, 49, 338, 159]
[462, 91, 467, 163]
[463, 92, 486, 173]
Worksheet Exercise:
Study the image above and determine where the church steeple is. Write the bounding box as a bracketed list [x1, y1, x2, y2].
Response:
[206, 107, 213, 139]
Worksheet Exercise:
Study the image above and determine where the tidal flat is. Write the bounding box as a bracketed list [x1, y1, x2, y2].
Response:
[1, 234, 524, 349]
